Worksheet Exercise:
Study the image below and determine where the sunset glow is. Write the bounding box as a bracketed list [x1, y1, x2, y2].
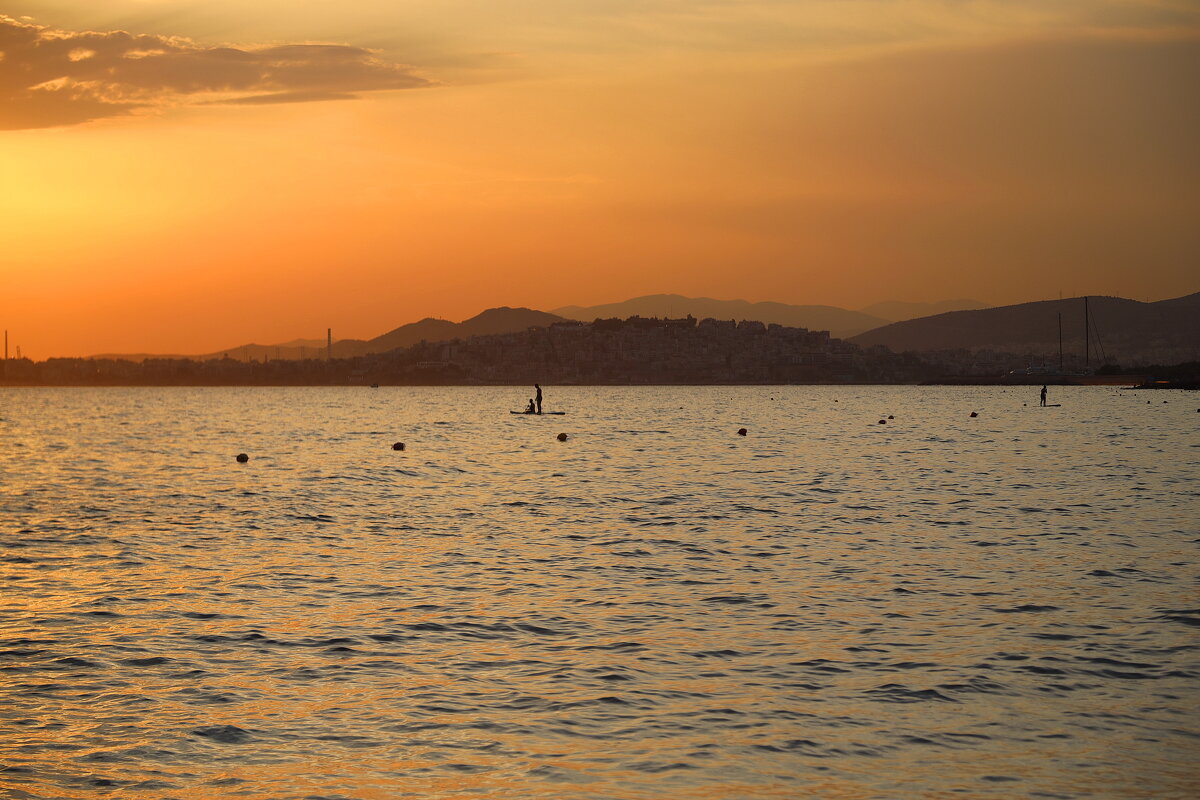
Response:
[3, 1, 1198, 357]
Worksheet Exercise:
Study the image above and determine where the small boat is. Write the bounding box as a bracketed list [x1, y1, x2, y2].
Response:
[510, 411, 567, 415]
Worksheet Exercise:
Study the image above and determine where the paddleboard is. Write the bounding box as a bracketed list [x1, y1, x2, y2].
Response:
[510, 411, 567, 415]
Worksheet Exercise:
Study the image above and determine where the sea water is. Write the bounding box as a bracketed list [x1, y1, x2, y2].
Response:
[0, 386, 1197, 799]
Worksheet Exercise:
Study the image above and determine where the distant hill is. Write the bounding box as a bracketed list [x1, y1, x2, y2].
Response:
[92, 294, 1198, 367]
[91, 307, 565, 362]
[859, 299, 989, 322]
[334, 307, 565, 357]
[850, 293, 1200, 366]
[93, 339, 338, 363]
[92, 338, 337, 362]
[89, 351, 200, 362]
[553, 294, 888, 339]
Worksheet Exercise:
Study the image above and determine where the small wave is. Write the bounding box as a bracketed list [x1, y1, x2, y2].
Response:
[192, 725, 252, 743]
[701, 595, 764, 605]
[990, 604, 1060, 613]
[866, 684, 958, 703]
[1155, 609, 1200, 627]
[49, 656, 101, 668]
[121, 656, 172, 667]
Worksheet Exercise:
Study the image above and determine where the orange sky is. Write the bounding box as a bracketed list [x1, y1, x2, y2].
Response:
[2, 1, 1198, 357]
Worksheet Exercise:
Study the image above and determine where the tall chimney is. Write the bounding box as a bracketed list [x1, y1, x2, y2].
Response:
[327, 328, 332, 361]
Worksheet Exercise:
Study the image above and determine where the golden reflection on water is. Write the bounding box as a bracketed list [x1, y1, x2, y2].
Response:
[1, 386, 1197, 798]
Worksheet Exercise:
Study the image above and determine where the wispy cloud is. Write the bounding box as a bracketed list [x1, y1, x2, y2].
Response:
[0, 15, 433, 130]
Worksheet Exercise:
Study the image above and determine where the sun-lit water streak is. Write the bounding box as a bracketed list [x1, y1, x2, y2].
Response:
[1, 386, 1197, 799]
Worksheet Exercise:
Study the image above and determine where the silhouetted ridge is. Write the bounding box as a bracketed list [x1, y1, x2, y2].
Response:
[553, 294, 887, 339]
[859, 299, 990, 322]
[336, 307, 565, 357]
[850, 293, 1200, 366]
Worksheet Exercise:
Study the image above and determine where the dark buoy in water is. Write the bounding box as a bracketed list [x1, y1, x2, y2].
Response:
[878, 419, 886, 424]
[738, 427, 748, 436]
[969, 411, 978, 418]
[557, 432, 568, 442]
[235, 453, 249, 463]
[887, 415, 894, 420]
[392, 442, 405, 451]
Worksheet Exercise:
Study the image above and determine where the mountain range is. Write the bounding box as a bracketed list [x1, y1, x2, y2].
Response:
[91, 309, 565, 362]
[88, 292, 1197, 368]
[858, 299, 990, 322]
[91, 295, 946, 361]
[552, 294, 885, 338]
[851, 293, 1200, 366]
[553, 295, 989, 338]
[331, 307, 564, 358]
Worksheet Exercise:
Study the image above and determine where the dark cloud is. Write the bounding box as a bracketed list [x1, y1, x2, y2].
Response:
[0, 15, 433, 129]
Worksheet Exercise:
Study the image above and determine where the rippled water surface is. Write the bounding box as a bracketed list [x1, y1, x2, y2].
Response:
[1, 386, 1197, 799]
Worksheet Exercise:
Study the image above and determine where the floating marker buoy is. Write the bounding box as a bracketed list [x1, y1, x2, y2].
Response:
[738, 428, 748, 436]
[887, 415, 894, 420]
[557, 432, 568, 441]
[878, 419, 886, 425]
[969, 412, 978, 418]
[392, 442, 405, 451]
[235, 453, 249, 463]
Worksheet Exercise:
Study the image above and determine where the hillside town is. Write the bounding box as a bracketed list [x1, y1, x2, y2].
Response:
[1, 315, 935, 385]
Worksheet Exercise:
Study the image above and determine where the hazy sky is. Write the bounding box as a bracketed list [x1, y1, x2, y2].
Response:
[2, 1, 1198, 357]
